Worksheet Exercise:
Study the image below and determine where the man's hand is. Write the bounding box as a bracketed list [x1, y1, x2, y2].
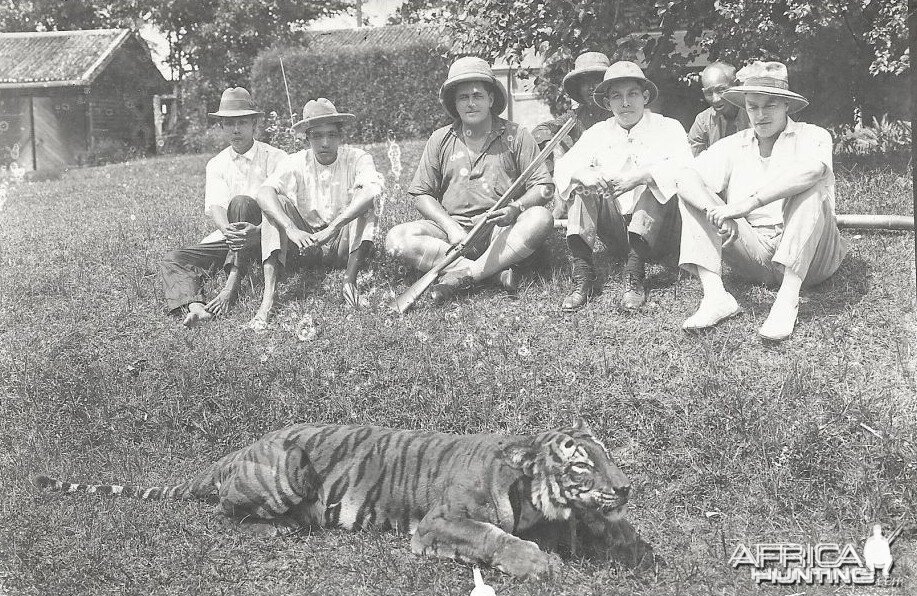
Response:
[223, 222, 260, 252]
[487, 204, 521, 227]
[311, 226, 338, 246]
[445, 221, 468, 245]
[607, 170, 649, 196]
[285, 226, 317, 251]
[717, 219, 739, 248]
[572, 168, 611, 193]
[706, 197, 758, 227]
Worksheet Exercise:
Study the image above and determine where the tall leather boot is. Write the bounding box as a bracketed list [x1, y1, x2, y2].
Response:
[561, 256, 598, 312]
[620, 249, 646, 309]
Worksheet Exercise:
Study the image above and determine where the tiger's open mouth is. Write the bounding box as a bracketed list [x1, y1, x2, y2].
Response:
[593, 491, 628, 513]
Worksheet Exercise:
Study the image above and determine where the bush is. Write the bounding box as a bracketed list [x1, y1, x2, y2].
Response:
[831, 115, 911, 156]
[251, 41, 453, 144]
[262, 110, 307, 154]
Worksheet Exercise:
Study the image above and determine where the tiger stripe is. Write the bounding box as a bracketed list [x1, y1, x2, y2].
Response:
[34, 419, 649, 577]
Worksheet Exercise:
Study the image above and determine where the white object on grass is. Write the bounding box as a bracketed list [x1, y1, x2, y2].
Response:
[470, 566, 496, 596]
[863, 523, 893, 578]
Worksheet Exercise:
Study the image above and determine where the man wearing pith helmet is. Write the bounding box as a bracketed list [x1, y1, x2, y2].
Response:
[554, 61, 692, 312]
[385, 56, 554, 304]
[253, 98, 383, 327]
[532, 51, 611, 217]
[676, 61, 847, 340]
[158, 87, 286, 327]
[688, 61, 750, 156]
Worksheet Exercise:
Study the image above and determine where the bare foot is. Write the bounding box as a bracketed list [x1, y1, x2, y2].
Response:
[182, 302, 213, 327]
[249, 309, 270, 331]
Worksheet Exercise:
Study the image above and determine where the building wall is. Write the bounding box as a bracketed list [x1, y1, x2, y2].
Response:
[86, 38, 163, 159]
[0, 94, 34, 170]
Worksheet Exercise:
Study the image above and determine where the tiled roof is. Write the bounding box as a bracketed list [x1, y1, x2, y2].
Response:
[0, 28, 132, 88]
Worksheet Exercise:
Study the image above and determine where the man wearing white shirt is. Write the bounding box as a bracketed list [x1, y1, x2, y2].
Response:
[159, 88, 287, 327]
[253, 98, 383, 328]
[554, 61, 692, 311]
[676, 61, 847, 340]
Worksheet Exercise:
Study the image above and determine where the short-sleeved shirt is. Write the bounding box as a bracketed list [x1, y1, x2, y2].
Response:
[407, 116, 552, 218]
[687, 105, 750, 156]
[261, 146, 384, 230]
[204, 140, 287, 216]
[554, 111, 692, 215]
[531, 106, 609, 171]
[691, 118, 835, 227]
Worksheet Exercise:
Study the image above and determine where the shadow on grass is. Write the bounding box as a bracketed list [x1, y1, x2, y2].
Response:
[722, 254, 872, 324]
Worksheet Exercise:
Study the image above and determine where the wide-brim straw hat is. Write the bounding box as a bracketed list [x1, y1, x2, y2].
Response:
[592, 61, 659, 109]
[722, 61, 809, 114]
[208, 87, 263, 118]
[562, 52, 611, 106]
[439, 56, 507, 121]
[292, 98, 356, 133]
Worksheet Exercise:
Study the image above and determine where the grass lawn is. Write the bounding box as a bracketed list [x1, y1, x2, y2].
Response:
[0, 139, 914, 595]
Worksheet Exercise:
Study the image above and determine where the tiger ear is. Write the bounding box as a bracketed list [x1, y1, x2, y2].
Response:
[573, 417, 594, 435]
[502, 442, 537, 471]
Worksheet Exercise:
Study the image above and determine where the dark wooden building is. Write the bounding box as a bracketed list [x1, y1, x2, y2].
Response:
[0, 29, 170, 171]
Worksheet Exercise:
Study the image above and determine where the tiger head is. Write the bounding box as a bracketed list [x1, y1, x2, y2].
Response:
[507, 418, 631, 522]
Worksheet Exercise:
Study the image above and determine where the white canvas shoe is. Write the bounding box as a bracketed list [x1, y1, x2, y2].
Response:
[682, 293, 741, 330]
[758, 299, 799, 341]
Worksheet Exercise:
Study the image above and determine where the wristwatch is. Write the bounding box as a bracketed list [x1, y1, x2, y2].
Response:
[509, 201, 527, 212]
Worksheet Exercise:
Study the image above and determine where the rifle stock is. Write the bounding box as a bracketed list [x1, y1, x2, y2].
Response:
[391, 116, 577, 313]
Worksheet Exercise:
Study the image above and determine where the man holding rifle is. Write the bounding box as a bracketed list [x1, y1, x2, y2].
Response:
[385, 57, 554, 304]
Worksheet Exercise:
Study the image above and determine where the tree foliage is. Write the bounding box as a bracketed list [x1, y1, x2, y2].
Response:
[251, 40, 452, 144]
[443, 0, 908, 119]
[0, 0, 134, 31]
[0, 0, 350, 86]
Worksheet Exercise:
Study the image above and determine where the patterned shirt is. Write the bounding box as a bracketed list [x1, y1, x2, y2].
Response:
[204, 140, 287, 216]
[691, 118, 835, 227]
[554, 111, 692, 215]
[261, 146, 383, 231]
[687, 106, 750, 156]
[408, 116, 552, 218]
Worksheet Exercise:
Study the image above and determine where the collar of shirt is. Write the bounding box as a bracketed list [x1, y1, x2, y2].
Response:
[449, 116, 509, 144]
[739, 117, 800, 149]
[231, 142, 258, 163]
[603, 110, 655, 140]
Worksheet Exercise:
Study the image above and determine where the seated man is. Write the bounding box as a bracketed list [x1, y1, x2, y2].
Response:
[159, 87, 286, 327]
[676, 61, 847, 340]
[252, 98, 383, 328]
[531, 51, 611, 217]
[554, 61, 692, 312]
[385, 56, 554, 304]
[687, 61, 750, 156]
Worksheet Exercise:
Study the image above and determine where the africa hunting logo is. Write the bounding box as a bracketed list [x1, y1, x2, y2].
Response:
[730, 524, 903, 587]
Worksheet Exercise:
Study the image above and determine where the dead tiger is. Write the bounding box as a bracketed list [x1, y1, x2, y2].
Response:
[35, 418, 655, 577]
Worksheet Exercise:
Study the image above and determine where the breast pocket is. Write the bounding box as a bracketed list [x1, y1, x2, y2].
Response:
[498, 149, 521, 181]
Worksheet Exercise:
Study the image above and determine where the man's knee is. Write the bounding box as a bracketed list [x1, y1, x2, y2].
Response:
[517, 205, 554, 239]
[161, 249, 185, 267]
[228, 194, 263, 224]
[385, 224, 412, 258]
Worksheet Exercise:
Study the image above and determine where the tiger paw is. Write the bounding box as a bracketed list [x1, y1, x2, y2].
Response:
[494, 539, 560, 578]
